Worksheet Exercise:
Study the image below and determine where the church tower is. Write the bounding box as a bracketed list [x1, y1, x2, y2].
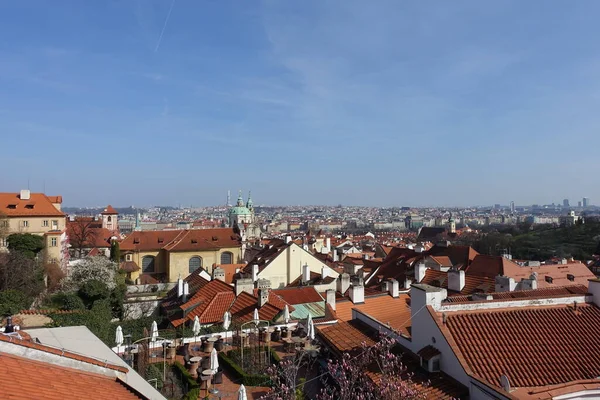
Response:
[101, 205, 118, 232]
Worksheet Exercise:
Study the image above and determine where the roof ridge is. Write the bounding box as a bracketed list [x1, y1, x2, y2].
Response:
[0, 333, 128, 373]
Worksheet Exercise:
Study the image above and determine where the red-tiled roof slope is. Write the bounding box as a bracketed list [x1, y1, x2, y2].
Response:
[428, 245, 479, 268]
[465, 254, 522, 279]
[229, 292, 283, 323]
[0, 352, 143, 399]
[0, 192, 65, 217]
[317, 320, 375, 355]
[120, 230, 184, 252]
[162, 228, 241, 252]
[444, 303, 600, 388]
[271, 287, 323, 305]
[420, 269, 494, 295]
[335, 294, 412, 337]
[101, 205, 118, 215]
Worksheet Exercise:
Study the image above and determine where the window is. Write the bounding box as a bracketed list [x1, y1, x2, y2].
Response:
[126, 254, 132, 261]
[22, 220, 29, 227]
[142, 256, 155, 273]
[0, 238, 6, 247]
[43, 220, 49, 227]
[189, 256, 202, 273]
[220, 252, 233, 264]
[107, 216, 112, 222]
[52, 220, 58, 229]
[0, 220, 8, 227]
[50, 237, 57, 247]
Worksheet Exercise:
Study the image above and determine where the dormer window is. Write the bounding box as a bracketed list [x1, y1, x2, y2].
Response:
[25, 204, 34, 209]
[158, 237, 164, 243]
[567, 274, 575, 282]
[417, 345, 441, 373]
[545, 276, 553, 284]
[133, 238, 140, 244]
[7, 204, 16, 209]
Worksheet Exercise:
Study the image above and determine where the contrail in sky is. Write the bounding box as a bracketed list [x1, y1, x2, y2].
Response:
[154, 0, 176, 52]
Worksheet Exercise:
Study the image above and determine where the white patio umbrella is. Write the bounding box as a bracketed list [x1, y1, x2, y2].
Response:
[238, 384, 248, 400]
[150, 321, 158, 342]
[253, 308, 260, 325]
[306, 314, 315, 341]
[192, 316, 201, 336]
[223, 311, 231, 330]
[115, 325, 124, 347]
[210, 348, 219, 372]
[283, 305, 290, 324]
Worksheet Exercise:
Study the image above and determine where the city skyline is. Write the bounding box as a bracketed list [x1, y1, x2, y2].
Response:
[3, 1, 600, 206]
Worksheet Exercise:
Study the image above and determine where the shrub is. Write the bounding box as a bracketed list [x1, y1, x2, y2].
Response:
[172, 361, 200, 400]
[218, 350, 272, 387]
[51, 292, 85, 311]
[78, 280, 110, 308]
[0, 290, 31, 316]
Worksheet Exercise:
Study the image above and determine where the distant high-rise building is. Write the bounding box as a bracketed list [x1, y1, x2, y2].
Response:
[563, 199, 569, 208]
[510, 201, 515, 213]
[578, 201, 583, 207]
[583, 197, 590, 207]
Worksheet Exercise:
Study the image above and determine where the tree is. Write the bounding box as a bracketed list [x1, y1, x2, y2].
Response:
[316, 335, 423, 400]
[110, 240, 121, 263]
[263, 351, 312, 400]
[51, 292, 85, 311]
[0, 252, 45, 307]
[7, 233, 45, 259]
[0, 289, 31, 316]
[0, 211, 8, 241]
[78, 280, 110, 308]
[68, 218, 99, 258]
[62, 256, 117, 291]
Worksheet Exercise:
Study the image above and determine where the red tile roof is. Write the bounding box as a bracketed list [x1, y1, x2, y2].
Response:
[162, 228, 241, 252]
[317, 320, 375, 355]
[101, 205, 118, 215]
[335, 294, 412, 337]
[429, 255, 453, 268]
[465, 254, 527, 279]
[441, 303, 600, 389]
[229, 292, 284, 323]
[0, 192, 65, 217]
[445, 284, 588, 303]
[213, 263, 246, 284]
[120, 261, 140, 273]
[120, 230, 184, 252]
[420, 269, 495, 295]
[0, 352, 142, 399]
[271, 287, 323, 305]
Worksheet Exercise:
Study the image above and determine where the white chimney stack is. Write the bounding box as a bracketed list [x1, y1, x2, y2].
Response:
[337, 273, 351, 294]
[285, 235, 292, 244]
[326, 237, 331, 252]
[258, 288, 269, 308]
[416, 262, 427, 283]
[448, 269, 466, 292]
[252, 264, 259, 282]
[183, 282, 189, 296]
[349, 284, 365, 304]
[302, 264, 310, 284]
[20, 189, 30, 200]
[326, 289, 336, 310]
[177, 277, 184, 297]
[389, 279, 399, 298]
[321, 266, 328, 280]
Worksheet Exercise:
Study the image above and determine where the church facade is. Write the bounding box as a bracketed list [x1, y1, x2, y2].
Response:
[228, 191, 261, 242]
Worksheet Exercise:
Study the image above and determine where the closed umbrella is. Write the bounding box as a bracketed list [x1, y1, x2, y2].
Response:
[223, 311, 231, 330]
[253, 308, 259, 325]
[115, 326, 124, 347]
[210, 348, 219, 372]
[307, 314, 315, 340]
[192, 316, 201, 336]
[283, 305, 290, 324]
[151, 321, 158, 342]
[237, 384, 248, 400]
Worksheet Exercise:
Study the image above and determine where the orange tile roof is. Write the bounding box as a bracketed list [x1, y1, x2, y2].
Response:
[0, 352, 143, 399]
[317, 320, 375, 355]
[429, 255, 453, 267]
[335, 294, 412, 337]
[213, 263, 246, 284]
[0, 192, 65, 217]
[271, 287, 323, 305]
[442, 303, 600, 389]
[101, 205, 118, 215]
[67, 222, 116, 248]
[120, 230, 184, 252]
[47, 195, 63, 204]
[229, 292, 283, 323]
[162, 228, 241, 252]
[445, 284, 588, 303]
[420, 269, 495, 295]
[0, 332, 127, 373]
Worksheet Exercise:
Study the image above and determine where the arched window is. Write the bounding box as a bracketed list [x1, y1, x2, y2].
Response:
[142, 255, 155, 273]
[220, 252, 233, 264]
[107, 216, 112, 222]
[189, 256, 202, 274]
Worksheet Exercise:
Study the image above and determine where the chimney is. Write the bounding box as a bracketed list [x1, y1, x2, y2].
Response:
[362, 253, 369, 260]
[448, 268, 465, 292]
[415, 262, 427, 283]
[258, 288, 269, 308]
[332, 250, 339, 262]
[404, 277, 413, 289]
[337, 273, 351, 294]
[3, 316, 14, 333]
[182, 282, 189, 303]
[381, 281, 389, 293]
[495, 275, 516, 292]
[326, 289, 336, 310]
[410, 284, 447, 314]
[321, 266, 328, 280]
[326, 237, 331, 252]
[213, 267, 226, 282]
[177, 277, 184, 298]
[349, 284, 365, 304]
[252, 264, 259, 282]
[20, 189, 30, 200]
[235, 278, 254, 296]
[302, 264, 310, 284]
[589, 279, 600, 306]
[285, 235, 292, 244]
[388, 279, 399, 298]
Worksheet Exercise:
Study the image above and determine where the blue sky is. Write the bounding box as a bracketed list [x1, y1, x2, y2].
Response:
[1, 1, 599, 207]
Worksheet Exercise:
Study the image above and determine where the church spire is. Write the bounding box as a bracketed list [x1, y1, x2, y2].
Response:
[237, 190, 244, 207]
[246, 191, 253, 209]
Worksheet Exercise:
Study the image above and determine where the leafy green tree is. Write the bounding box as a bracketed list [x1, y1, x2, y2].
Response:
[0, 289, 31, 316]
[110, 240, 121, 263]
[0, 252, 45, 306]
[51, 292, 86, 311]
[78, 280, 110, 308]
[7, 233, 45, 258]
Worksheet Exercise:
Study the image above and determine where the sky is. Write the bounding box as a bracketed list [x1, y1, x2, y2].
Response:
[1, 1, 599, 207]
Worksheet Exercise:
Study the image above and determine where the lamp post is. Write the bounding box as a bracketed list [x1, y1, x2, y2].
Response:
[123, 334, 133, 367]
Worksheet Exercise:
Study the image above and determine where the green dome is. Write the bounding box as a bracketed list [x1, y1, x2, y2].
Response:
[229, 206, 252, 216]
